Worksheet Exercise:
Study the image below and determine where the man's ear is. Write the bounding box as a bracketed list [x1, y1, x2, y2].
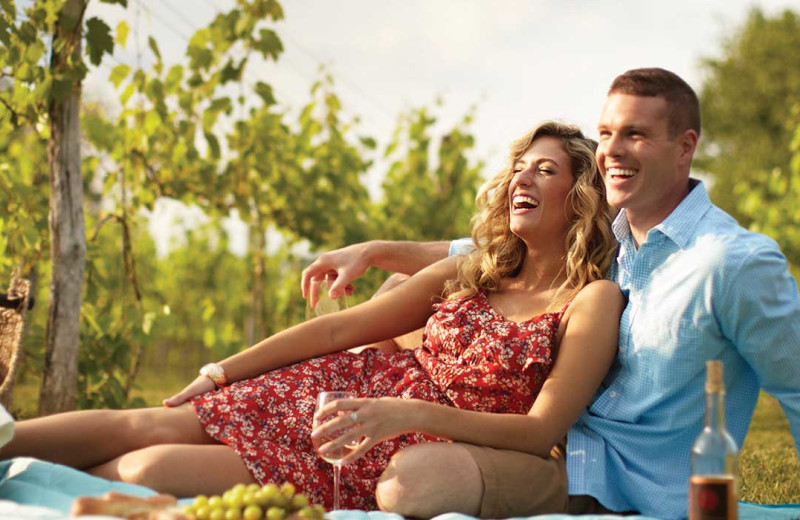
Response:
[677, 129, 699, 166]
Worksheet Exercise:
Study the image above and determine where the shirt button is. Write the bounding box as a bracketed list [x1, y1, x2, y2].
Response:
[609, 391, 618, 398]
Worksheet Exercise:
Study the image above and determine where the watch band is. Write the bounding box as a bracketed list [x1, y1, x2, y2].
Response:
[199, 363, 228, 388]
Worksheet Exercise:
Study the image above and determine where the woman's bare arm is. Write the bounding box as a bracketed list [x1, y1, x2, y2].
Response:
[165, 257, 459, 406]
[314, 279, 625, 460]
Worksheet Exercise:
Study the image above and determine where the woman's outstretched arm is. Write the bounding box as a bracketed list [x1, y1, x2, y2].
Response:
[164, 256, 459, 406]
[313, 279, 625, 460]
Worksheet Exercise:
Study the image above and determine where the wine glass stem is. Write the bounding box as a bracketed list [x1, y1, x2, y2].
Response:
[333, 463, 342, 510]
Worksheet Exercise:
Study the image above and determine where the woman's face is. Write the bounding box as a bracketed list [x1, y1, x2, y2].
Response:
[507, 136, 575, 243]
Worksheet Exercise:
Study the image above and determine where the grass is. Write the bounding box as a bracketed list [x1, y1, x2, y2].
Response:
[739, 393, 800, 503]
[12, 377, 800, 504]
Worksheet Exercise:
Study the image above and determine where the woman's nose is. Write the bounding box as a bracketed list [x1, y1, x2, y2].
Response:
[513, 169, 532, 186]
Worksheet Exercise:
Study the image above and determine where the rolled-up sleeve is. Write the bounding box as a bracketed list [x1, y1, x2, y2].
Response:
[448, 238, 475, 257]
[719, 238, 800, 461]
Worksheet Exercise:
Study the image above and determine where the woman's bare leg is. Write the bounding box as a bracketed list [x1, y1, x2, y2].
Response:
[0, 403, 213, 469]
[88, 444, 256, 497]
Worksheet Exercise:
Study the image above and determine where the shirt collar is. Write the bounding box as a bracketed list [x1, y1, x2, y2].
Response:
[611, 178, 712, 249]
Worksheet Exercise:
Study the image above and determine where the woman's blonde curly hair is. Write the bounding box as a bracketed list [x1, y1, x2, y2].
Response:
[445, 121, 617, 307]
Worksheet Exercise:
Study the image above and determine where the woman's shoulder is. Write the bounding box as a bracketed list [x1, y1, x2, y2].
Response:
[570, 279, 624, 312]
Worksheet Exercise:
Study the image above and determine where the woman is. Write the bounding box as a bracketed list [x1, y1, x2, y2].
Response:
[1, 121, 623, 514]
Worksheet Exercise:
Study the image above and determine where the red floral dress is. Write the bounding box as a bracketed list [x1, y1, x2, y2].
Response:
[192, 290, 567, 510]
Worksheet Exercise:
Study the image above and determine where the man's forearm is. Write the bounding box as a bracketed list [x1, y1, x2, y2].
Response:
[366, 240, 450, 275]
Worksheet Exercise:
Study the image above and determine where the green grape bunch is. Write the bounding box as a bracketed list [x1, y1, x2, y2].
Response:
[183, 482, 327, 520]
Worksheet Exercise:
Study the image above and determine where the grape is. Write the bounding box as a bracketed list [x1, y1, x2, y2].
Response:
[280, 483, 296, 498]
[265, 506, 286, 520]
[243, 504, 263, 520]
[242, 491, 259, 507]
[191, 480, 327, 520]
[225, 509, 243, 520]
[291, 494, 310, 509]
[257, 484, 280, 507]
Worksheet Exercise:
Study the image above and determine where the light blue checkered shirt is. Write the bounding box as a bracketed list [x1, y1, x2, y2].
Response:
[449, 180, 800, 519]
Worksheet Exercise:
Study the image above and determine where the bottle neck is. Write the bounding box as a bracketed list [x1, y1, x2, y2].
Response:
[705, 389, 726, 430]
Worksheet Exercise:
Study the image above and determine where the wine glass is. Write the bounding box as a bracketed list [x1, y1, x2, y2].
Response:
[312, 391, 357, 510]
[306, 276, 348, 320]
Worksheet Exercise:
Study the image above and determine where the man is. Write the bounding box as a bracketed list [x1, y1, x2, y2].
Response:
[301, 68, 800, 519]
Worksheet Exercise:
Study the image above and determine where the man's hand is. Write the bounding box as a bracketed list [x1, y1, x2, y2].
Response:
[302, 242, 372, 308]
[301, 240, 451, 308]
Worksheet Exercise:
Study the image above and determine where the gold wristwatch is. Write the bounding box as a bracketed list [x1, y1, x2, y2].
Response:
[199, 363, 228, 388]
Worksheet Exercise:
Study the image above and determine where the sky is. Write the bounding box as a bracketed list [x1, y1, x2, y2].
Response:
[83, 0, 799, 255]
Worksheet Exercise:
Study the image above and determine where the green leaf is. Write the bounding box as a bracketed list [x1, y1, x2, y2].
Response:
[85, 17, 114, 66]
[148, 36, 161, 62]
[144, 110, 161, 135]
[0, 0, 15, 20]
[254, 81, 276, 106]
[109, 63, 130, 88]
[204, 131, 220, 159]
[24, 40, 45, 64]
[0, 17, 10, 47]
[51, 78, 74, 103]
[120, 82, 136, 105]
[115, 21, 129, 48]
[165, 64, 184, 91]
[253, 28, 283, 61]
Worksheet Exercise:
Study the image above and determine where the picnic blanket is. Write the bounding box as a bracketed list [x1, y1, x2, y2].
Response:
[1, 458, 799, 520]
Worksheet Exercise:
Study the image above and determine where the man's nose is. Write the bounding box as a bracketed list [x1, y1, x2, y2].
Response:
[602, 133, 624, 157]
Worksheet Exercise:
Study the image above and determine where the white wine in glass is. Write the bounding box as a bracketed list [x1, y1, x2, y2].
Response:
[306, 277, 348, 320]
[313, 391, 356, 510]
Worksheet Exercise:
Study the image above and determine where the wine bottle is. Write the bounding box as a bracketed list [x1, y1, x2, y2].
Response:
[689, 360, 739, 520]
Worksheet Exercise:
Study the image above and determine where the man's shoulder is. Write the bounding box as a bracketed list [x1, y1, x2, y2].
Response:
[688, 204, 781, 260]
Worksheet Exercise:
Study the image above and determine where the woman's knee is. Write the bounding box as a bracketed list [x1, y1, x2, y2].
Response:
[376, 443, 482, 518]
[125, 405, 209, 447]
[104, 447, 166, 488]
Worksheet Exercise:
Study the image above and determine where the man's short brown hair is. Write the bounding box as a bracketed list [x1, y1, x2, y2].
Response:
[609, 68, 701, 137]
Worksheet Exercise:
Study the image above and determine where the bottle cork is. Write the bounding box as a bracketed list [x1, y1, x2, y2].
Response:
[705, 360, 724, 393]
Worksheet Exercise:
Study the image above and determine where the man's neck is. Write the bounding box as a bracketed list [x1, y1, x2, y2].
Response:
[626, 180, 693, 248]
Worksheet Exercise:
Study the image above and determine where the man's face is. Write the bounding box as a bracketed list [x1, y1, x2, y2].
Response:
[596, 94, 690, 223]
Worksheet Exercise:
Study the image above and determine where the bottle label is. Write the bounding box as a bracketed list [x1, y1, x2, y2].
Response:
[689, 476, 737, 520]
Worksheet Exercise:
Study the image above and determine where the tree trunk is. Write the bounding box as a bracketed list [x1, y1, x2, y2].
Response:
[39, 0, 87, 415]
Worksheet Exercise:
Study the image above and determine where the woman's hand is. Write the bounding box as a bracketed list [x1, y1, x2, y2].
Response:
[162, 376, 216, 407]
[311, 397, 423, 464]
